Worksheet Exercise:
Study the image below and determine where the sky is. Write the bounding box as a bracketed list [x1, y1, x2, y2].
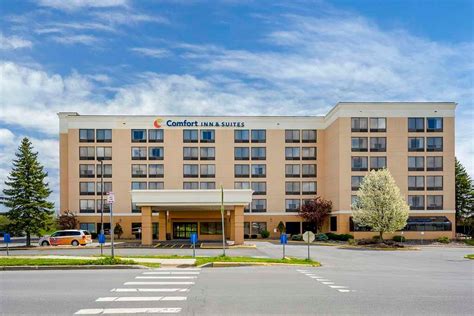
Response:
[0, 0, 473, 211]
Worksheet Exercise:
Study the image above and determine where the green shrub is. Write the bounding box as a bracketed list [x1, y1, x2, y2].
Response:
[348, 238, 357, 245]
[338, 234, 354, 241]
[326, 232, 338, 240]
[260, 230, 270, 238]
[315, 233, 328, 241]
[465, 239, 474, 246]
[393, 236, 406, 242]
[291, 234, 303, 241]
[372, 235, 382, 242]
[436, 236, 450, 244]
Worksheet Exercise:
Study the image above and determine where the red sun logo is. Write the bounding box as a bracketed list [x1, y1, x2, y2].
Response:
[153, 118, 163, 128]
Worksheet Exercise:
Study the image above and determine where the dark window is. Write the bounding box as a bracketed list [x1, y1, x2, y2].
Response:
[200, 222, 222, 235]
[183, 182, 199, 190]
[79, 182, 95, 195]
[183, 147, 199, 160]
[148, 129, 163, 142]
[131, 164, 147, 178]
[199, 181, 216, 190]
[285, 199, 300, 212]
[403, 216, 451, 231]
[251, 130, 266, 143]
[408, 118, 424, 132]
[235, 147, 250, 160]
[97, 200, 110, 213]
[351, 156, 368, 171]
[200, 164, 215, 178]
[369, 118, 386, 132]
[96, 164, 112, 178]
[285, 130, 300, 143]
[427, 118, 443, 132]
[349, 217, 372, 232]
[302, 147, 317, 160]
[96, 147, 112, 160]
[149, 147, 164, 160]
[302, 164, 316, 177]
[79, 164, 95, 178]
[131, 147, 147, 160]
[131, 203, 141, 213]
[330, 216, 337, 231]
[200, 130, 215, 143]
[183, 164, 199, 178]
[79, 200, 95, 213]
[79, 129, 94, 142]
[234, 181, 250, 190]
[408, 156, 424, 171]
[149, 164, 164, 178]
[408, 195, 424, 210]
[148, 182, 164, 190]
[285, 147, 300, 160]
[351, 176, 364, 191]
[370, 157, 387, 171]
[408, 137, 424, 152]
[427, 156, 443, 171]
[251, 164, 266, 178]
[285, 181, 300, 195]
[200, 147, 215, 160]
[131, 129, 146, 142]
[251, 199, 267, 212]
[131, 182, 147, 190]
[286, 222, 301, 235]
[302, 181, 316, 195]
[183, 130, 198, 143]
[234, 130, 249, 143]
[302, 130, 317, 143]
[79, 147, 95, 160]
[96, 129, 112, 142]
[426, 176, 443, 191]
[96, 182, 112, 195]
[251, 182, 266, 195]
[370, 137, 386, 152]
[251, 147, 266, 160]
[426, 137, 443, 152]
[285, 164, 300, 177]
[235, 164, 250, 178]
[427, 195, 443, 210]
[408, 176, 424, 191]
[351, 118, 368, 132]
[351, 137, 368, 152]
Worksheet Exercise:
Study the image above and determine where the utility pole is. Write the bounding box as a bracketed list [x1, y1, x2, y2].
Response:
[98, 158, 104, 256]
[220, 185, 226, 256]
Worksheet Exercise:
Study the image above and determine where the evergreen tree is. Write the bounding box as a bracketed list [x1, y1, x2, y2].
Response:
[3, 138, 55, 246]
[455, 158, 474, 236]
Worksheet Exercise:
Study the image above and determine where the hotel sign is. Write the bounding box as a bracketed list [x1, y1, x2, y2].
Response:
[154, 118, 245, 128]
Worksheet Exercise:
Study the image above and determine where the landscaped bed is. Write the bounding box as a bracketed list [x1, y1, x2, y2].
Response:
[0, 256, 136, 266]
[465, 254, 474, 260]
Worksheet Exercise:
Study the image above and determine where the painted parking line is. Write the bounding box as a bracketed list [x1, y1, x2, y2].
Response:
[124, 281, 195, 285]
[338, 289, 351, 293]
[75, 307, 181, 314]
[329, 285, 348, 289]
[136, 276, 197, 279]
[111, 288, 190, 293]
[143, 271, 200, 275]
[96, 296, 187, 302]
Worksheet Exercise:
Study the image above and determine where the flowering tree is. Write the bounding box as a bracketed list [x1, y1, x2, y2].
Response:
[352, 169, 409, 241]
[299, 196, 332, 233]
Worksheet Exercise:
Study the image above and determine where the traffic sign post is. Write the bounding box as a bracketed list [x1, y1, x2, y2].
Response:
[303, 231, 315, 260]
[280, 234, 288, 259]
[107, 192, 115, 258]
[4, 233, 11, 256]
[190, 232, 198, 258]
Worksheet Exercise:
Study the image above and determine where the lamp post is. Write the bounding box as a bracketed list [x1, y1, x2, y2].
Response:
[98, 157, 104, 256]
[220, 185, 226, 256]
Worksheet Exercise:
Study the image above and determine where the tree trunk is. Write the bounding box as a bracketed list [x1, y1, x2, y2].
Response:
[379, 231, 384, 242]
[26, 231, 31, 247]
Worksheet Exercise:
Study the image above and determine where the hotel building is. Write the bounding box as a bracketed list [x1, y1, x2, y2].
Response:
[58, 102, 456, 245]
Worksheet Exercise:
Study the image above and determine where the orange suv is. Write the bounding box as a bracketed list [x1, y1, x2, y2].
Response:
[39, 230, 92, 246]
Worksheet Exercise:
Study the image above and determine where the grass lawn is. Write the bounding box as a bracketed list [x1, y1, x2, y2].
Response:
[195, 256, 320, 266]
[464, 240, 474, 246]
[465, 254, 474, 260]
[0, 256, 136, 266]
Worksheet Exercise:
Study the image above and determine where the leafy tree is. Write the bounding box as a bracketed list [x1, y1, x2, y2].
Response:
[455, 158, 474, 236]
[2, 138, 55, 246]
[57, 211, 78, 230]
[277, 221, 286, 234]
[352, 169, 409, 242]
[0, 215, 11, 232]
[299, 196, 332, 233]
[114, 223, 123, 239]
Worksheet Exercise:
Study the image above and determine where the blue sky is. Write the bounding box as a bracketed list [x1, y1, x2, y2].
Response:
[0, 0, 473, 209]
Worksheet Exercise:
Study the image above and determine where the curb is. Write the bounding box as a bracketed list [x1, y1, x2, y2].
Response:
[338, 246, 420, 251]
[0, 265, 146, 271]
[199, 262, 319, 268]
[199, 244, 257, 249]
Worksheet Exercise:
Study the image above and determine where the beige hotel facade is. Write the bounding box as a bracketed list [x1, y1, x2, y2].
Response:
[58, 102, 456, 245]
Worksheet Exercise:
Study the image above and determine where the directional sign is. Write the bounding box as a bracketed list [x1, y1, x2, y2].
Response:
[106, 192, 115, 204]
[3, 233, 11, 243]
[302, 231, 315, 243]
[190, 232, 198, 244]
[280, 234, 288, 245]
[98, 233, 106, 244]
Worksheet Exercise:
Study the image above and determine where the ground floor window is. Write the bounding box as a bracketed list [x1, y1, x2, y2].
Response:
[403, 216, 452, 231]
[285, 222, 301, 235]
[132, 223, 142, 239]
[97, 223, 111, 234]
[80, 223, 96, 233]
[173, 222, 197, 239]
[244, 222, 250, 238]
[153, 223, 158, 239]
[302, 222, 316, 233]
[330, 216, 337, 232]
[200, 222, 222, 235]
[349, 217, 371, 232]
[251, 222, 267, 236]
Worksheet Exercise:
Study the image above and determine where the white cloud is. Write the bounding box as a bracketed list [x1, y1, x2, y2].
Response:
[130, 47, 171, 59]
[37, 0, 128, 11]
[50, 34, 99, 45]
[91, 11, 169, 25]
[0, 32, 32, 50]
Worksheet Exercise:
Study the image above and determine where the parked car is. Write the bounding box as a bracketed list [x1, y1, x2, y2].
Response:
[39, 230, 92, 246]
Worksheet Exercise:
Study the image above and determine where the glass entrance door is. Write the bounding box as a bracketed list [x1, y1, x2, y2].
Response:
[173, 222, 197, 239]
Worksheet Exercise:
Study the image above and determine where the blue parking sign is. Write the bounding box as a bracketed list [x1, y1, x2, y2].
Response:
[280, 233, 288, 244]
[4, 233, 11, 243]
[98, 234, 106, 244]
[190, 232, 198, 244]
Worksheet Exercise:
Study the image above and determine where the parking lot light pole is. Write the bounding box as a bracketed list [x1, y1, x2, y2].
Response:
[220, 185, 226, 257]
[98, 157, 104, 256]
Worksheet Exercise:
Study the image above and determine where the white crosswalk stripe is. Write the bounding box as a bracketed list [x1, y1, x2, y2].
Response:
[298, 269, 353, 293]
[136, 276, 197, 279]
[111, 288, 190, 292]
[125, 281, 195, 285]
[96, 296, 187, 302]
[143, 271, 200, 275]
[75, 307, 182, 314]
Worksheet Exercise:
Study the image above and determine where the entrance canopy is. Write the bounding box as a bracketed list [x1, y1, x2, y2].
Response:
[130, 189, 253, 211]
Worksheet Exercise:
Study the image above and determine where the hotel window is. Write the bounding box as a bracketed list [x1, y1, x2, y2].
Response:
[285, 147, 300, 160]
[403, 216, 452, 232]
[251, 182, 266, 195]
[131, 182, 147, 190]
[131, 164, 147, 178]
[302, 147, 317, 160]
[370, 118, 386, 132]
[251, 222, 267, 234]
[302, 130, 317, 143]
[427, 176, 443, 191]
[370, 157, 387, 171]
[131, 129, 147, 142]
[351, 117, 368, 132]
[96, 182, 112, 195]
[235, 164, 250, 178]
[234, 130, 249, 143]
[427, 118, 443, 132]
[183, 130, 198, 143]
[251, 164, 266, 178]
[79, 129, 94, 142]
[408, 176, 424, 191]
[408, 156, 424, 171]
[285, 130, 300, 143]
[351, 156, 368, 171]
[285, 164, 300, 177]
[149, 147, 164, 160]
[408, 137, 424, 152]
[200, 222, 222, 235]
[302, 181, 317, 195]
[79, 200, 95, 213]
[96, 147, 112, 160]
[286, 199, 300, 212]
[97, 200, 111, 213]
[251, 130, 266, 143]
[351, 137, 368, 152]
[351, 195, 359, 209]
[427, 195, 443, 210]
[149, 164, 164, 178]
[234, 181, 250, 189]
[427, 156, 443, 171]
[370, 137, 386, 152]
[285, 181, 300, 195]
[408, 195, 425, 210]
[426, 137, 443, 152]
[131, 147, 147, 160]
[200, 130, 215, 143]
[200, 164, 216, 178]
[80, 223, 96, 233]
[183, 182, 199, 190]
[251, 199, 267, 212]
[183, 164, 199, 178]
[148, 182, 164, 190]
[148, 129, 163, 142]
[79, 182, 95, 195]
[244, 222, 250, 234]
[200, 147, 215, 160]
[79, 164, 95, 178]
[251, 147, 266, 160]
[183, 147, 199, 160]
[199, 182, 215, 190]
[96, 164, 112, 178]
[408, 118, 424, 132]
[330, 216, 337, 231]
[351, 176, 364, 191]
[234, 147, 250, 160]
[302, 164, 316, 177]
[131, 202, 140, 213]
[79, 147, 95, 160]
[96, 129, 112, 143]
